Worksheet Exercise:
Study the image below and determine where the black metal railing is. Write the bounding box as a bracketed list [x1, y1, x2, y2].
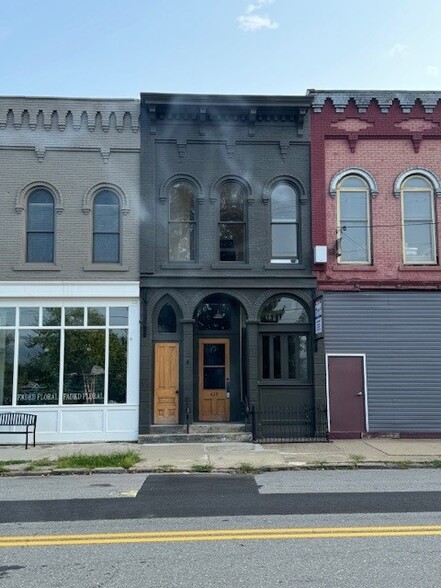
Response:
[250, 404, 328, 443]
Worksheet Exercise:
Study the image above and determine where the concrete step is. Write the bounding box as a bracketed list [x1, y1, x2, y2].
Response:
[189, 423, 248, 434]
[138, 431, 252, 444]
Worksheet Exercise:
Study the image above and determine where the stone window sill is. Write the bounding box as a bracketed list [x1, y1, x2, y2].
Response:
[331, 265, 377, 272]
[398, 264, 441, 272]
[83, 264, 129, 272]
[14, 264, 61, 271]
[161, 262, 203, 270]
[264, 263, 306, 270]
[211, 263, 252, 270]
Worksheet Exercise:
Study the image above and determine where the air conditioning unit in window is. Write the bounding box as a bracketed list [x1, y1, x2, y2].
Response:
[314, 245, 327, 264]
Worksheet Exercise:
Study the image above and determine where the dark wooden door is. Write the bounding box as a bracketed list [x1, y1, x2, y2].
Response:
[327, 355, 366, 438]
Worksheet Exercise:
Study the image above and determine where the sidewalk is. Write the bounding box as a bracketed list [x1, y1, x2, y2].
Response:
[1, 438, 441, 474]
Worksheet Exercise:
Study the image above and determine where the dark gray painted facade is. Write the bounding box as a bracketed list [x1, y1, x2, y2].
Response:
[139, 93, 324, 433]
[324, 291, 441, 432]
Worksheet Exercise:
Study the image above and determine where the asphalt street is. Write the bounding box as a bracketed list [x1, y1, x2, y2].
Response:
[0, 470, 440, 523]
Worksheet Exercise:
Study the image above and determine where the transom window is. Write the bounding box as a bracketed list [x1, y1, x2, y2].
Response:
[26, 189, 55, 263]
[337, 175, 371, 264]
[169, 181, 196, 261]
[271, 183, 299, 263]
[93, 190, 121, 263]
[219, 181, 246, 262]
[401, 176, 436, 264]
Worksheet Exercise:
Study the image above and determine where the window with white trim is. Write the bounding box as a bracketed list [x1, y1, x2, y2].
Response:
[271, 184, 299, 263]
[401, 176, 437, 264]
[93, 190, 121, 263]
[337, 176, 371, 264]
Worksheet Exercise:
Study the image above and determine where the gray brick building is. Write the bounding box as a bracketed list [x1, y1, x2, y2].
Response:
[0, 97, 140, 442]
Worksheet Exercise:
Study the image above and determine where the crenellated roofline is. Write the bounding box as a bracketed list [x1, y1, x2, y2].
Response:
[308, 90, 441, 114]
[0, 97, 140, 132]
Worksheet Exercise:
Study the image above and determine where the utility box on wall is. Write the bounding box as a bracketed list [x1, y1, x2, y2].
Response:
[314, 245, 327, 264]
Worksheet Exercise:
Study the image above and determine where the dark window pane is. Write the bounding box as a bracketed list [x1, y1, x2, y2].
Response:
[0, 330, 14, 405]
[65, 307, 84, 326]
[219, 223, 244, 261]
[195, 303, 231, 330]
[170, 183, 195, 221]
[220, 182, 245, 222]
[260, 297, 308, 324]
[158, 304, 177, 333]
[27, 233, 54, 263]
[299, 335, 308, 381]
[271, 185, 297, 221]
[43, 307, 61, 326]
[93, 234, 120, 263]
[169, 223, 194, 261]
[63, 330, 105, 404]
[109, 307, 129, 326]
[204, 344, 225, 366]
[87, 307, 106, 326]
[288, 335, 296, 379]
[204, 367, 225, 389]
[273, 336, 281, 379]
[108, 329, 127, 403]
[17, 330, 60, 405]
[271, 224, 298, 258]
[28, 202, 55, 231]
[19, 308, 39, 327]
[262, 335, 270, 379]
[94, 203, 120, 232]
[0, 308, 15, 327]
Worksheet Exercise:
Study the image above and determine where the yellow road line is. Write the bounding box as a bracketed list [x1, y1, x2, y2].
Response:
[0, 525, 441, 547]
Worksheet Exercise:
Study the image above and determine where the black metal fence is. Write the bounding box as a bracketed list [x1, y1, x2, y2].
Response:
[250, 404, 328, 443]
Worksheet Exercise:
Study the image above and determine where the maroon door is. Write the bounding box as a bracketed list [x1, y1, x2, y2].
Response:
[327, 355, 366, 439]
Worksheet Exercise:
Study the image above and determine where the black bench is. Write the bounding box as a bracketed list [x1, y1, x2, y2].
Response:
[0, 413, 37, 449]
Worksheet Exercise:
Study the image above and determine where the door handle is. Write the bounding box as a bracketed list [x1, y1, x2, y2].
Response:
[175, 390, 179, 395]
[356, 392, 363, 396]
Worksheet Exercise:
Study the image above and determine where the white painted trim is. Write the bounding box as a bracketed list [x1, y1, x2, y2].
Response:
[0, 281, 139, 299]
[325, 353, 369, 432]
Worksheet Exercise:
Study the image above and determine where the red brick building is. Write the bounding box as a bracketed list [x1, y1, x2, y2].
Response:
[310, 91, 441, 437]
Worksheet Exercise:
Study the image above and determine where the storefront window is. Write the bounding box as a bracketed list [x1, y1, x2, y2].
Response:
[0, 305, 129, 406]
[17, 330, 60, 405]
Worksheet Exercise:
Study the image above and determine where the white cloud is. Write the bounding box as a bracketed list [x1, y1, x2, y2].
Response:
[388, 43, 407, 58]
[246, 0, 275, 13]
[238, 14, 279, 31]
[238, 0, 278, 31]
[426, 65, 439, 77]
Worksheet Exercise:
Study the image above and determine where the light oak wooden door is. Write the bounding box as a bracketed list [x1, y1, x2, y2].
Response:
[154, 342, 179, 424]
[199, 338, 230, 422]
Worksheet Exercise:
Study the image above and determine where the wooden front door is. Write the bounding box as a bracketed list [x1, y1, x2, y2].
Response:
[327, 355, 366, 438]
[154, 342, 179, 424]
[199, 338, 230, 422]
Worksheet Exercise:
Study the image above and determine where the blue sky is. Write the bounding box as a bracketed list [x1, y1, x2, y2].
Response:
[2, 0, 440, 98]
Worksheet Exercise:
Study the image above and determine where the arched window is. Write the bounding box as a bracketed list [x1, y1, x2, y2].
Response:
[271, 184, 299, 263]
[337, 175, 371, 264]
[93, 190, 121, 263]
[158, 303, 177, 333]
[26, 189, 55, 263]
[169, 181, 196, 261]
[259, 296, 310, 382]
[219, 181, 246, 262]
[401, 176, 436, 264]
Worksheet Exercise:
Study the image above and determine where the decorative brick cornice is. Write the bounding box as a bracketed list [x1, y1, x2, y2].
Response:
[0, 98, 139, 133]
[309, 90, 441, 114]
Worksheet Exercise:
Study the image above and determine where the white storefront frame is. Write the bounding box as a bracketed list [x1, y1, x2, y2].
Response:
[0, 281, 140, 443]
